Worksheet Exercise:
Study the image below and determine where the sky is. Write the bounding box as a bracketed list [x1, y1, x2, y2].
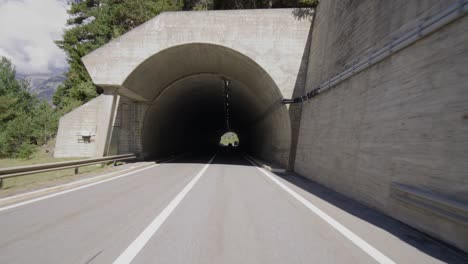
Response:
[0, 0, 70, 76]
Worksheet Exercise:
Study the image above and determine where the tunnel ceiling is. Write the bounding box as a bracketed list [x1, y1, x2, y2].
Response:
[124, 43, 282, 104]
[124, 43, 292, 165]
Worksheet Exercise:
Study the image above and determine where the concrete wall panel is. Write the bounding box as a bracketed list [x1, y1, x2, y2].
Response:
[295, 0, 468, 251]
[54, 96, 101, 157]
[82, 9, 312, 101]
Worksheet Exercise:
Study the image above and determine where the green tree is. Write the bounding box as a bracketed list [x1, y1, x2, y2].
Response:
[0, 57, 32, 113]
[55, 0, 184, 110]
[0, 113, 35, 158]
[192, 0, 214, 10]
[0, 57, 21, 96]
[0, 57, 31, 124]
[31, 101, 61, 146]
[199, 0, 317, 9]
[0, 57, 60, 159]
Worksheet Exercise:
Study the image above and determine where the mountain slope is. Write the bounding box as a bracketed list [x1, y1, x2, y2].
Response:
[17, 74, 66, 103]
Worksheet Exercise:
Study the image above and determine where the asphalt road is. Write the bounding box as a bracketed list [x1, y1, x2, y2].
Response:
[0, 151, 466, 263]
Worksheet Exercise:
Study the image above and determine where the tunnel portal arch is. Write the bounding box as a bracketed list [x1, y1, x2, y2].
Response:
[125, 43, 292, 166]
[55, 9, 312, 169]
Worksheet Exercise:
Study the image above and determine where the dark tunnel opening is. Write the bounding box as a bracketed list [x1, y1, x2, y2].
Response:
[125, 43, 292, 166]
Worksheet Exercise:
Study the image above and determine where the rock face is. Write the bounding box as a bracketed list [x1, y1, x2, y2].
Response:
[18, 73, 66, 103]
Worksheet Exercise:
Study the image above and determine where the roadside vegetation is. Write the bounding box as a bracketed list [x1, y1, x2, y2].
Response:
[0, 58, 62, 159]
[0, 139, 73, 168]
[0, 162, 105, 191]
[0, 140, 111, 191]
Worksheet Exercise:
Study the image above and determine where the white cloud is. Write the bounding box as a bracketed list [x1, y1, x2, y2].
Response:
[0, 0, 69, 75]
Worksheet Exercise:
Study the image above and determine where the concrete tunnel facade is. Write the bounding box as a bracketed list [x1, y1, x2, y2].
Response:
[133, 43, 291, 161]
[54, 9, 312, 167]
[53, 2, 468, 252]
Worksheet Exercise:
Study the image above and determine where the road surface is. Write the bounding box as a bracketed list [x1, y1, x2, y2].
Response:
[0, 151, 465, 263]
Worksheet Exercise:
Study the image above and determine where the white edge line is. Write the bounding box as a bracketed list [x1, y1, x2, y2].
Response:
[0, 163, 149, 204]
[0, 164, 159, 213]
[113, 154, 216, 264]
[243, 154, 396, 264]
[0, 156, 181, 208]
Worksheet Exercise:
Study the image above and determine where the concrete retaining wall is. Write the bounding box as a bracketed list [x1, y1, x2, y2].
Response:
[295, 0, 468, 251]
[54, 96, 101, 157]
[55, 91, 119, 158]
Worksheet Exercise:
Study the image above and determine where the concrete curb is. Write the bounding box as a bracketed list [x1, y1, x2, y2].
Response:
[244, 154, 287, 173]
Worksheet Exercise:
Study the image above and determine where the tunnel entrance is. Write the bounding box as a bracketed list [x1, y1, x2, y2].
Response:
[124, 43, 292, 166]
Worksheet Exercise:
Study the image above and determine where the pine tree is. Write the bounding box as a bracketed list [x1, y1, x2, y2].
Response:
[55, 0, 184, 110]
[0, 57, 60, 158]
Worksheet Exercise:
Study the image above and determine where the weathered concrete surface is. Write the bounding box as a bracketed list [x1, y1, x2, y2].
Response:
[128, 45, 293, 164]
[55, 89, 119, 158]
[82, 9, 311, 101]
[295, 0, 468, 251]
[107, 96, 147, 156]
[56, 9, 312, 167]
[94, 88, 119, 157]
[54, 95, 102, 157]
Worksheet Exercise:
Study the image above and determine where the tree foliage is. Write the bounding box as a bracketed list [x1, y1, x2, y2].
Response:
[184, 0, 317, 10]
[0, 57, 60, 159]
[54, 0, 184, 109]
[1, 1, 318, 159]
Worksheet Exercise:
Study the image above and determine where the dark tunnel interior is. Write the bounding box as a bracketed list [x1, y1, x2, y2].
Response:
[124, 43, 292, 166]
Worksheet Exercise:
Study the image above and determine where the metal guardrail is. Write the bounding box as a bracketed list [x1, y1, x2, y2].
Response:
[391, 182, 468, 225]
[0, 153, 139, 188]
[283, 0, 468, 104]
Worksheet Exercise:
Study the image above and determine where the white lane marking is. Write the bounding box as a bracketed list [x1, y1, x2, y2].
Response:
[0, 163, 149, 205]
[113, 154, 216, 264]
[0, 156, 182, 211]
[243, 155, 396, 264]
[0, 164, 159, 213]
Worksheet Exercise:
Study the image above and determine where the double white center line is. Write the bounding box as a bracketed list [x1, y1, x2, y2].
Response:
[113, 154, 216, 264]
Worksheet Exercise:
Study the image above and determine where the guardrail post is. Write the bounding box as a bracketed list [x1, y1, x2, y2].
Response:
[0, 153, 137, 180]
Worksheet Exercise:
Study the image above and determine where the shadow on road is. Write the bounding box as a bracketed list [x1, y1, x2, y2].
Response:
[275, 171, 468, 263]
[156, 148, 252, 166]
[144, 149, 468, 262]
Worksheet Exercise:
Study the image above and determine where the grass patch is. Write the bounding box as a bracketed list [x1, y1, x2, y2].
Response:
[0, 142, 107, 190]
[1, 164, 106, 189]
[0, 156, 79, 168]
